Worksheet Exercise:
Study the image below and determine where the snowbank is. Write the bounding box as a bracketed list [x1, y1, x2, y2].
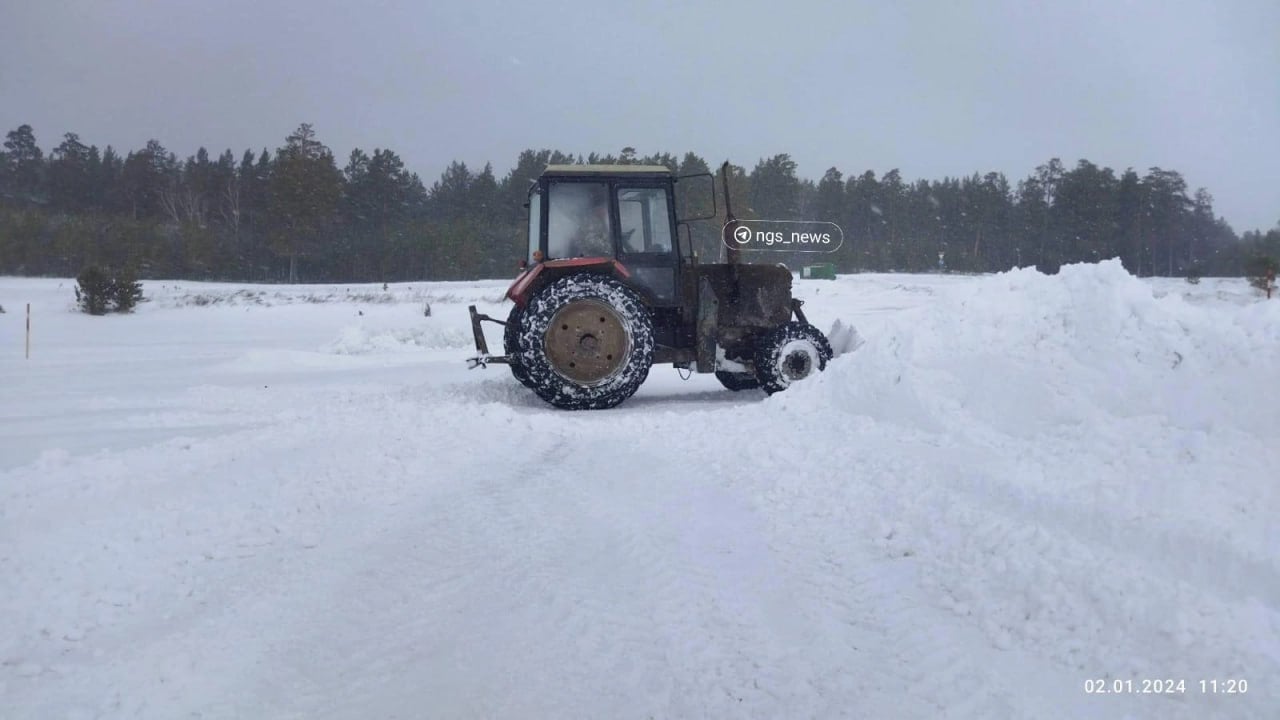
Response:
[773, 260, 1280, 702]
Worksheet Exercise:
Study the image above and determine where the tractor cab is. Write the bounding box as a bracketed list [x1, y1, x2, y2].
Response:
[525, 164, 682, 305]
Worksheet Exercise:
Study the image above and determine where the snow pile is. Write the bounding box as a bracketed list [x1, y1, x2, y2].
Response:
[797, 259, 1280, 432]
[773, 260, 1280, 698]
[325, 323, 472, 354]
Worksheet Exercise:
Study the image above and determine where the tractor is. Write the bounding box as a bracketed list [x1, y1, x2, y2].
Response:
[466, 161, 832, 410]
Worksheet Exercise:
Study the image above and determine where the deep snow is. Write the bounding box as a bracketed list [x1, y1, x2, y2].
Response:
[1, 262, 1276, 719]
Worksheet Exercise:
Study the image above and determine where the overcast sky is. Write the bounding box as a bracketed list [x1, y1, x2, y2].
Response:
[2, 0, 1277, 232]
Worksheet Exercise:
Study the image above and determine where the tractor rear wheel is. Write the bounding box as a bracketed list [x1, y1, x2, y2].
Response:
[504, 304, 534, 388]
[714, 370, 760, 392]
[517, 274, 654, 410]
[754, 322, 833, 395]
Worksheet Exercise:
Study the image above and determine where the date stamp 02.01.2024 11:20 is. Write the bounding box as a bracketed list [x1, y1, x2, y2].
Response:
[1083, 678, 1248, 695]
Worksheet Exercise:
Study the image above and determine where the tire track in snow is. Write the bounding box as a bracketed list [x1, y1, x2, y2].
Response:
[8, 345, 1276, 718]
[299, 400, 922, 719]
[754, 422, 1273, 719]
[744, 455, 1026, 716]
[403, 435, 809, 718]
[2, 383, 538, 718]
[698, 412, 1171, 720]
[908, 435, 1280, 713]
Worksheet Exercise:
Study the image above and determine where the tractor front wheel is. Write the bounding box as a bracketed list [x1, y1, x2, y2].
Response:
[753, 322, 833, 395]
[517, 274, 654, 410]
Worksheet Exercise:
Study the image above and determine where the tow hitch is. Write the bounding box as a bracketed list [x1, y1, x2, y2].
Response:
[466, 305, 511, 369]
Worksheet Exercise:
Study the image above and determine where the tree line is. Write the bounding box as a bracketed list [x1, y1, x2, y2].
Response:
[1, 123, 1276, 282]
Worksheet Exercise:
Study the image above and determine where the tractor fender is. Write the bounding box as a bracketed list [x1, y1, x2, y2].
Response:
[506, 257, 631, 307]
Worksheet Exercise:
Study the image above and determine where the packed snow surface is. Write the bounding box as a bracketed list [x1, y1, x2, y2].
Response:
[1, 262, 1277, 719]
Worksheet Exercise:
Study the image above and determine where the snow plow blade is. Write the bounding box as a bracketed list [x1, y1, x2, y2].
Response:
[466, 305, 511, 369]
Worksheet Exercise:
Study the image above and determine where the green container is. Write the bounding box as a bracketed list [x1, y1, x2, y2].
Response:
[800, 263, 837, 280]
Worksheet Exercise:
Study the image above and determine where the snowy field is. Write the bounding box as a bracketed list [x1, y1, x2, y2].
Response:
[2, 262, 1277, 719]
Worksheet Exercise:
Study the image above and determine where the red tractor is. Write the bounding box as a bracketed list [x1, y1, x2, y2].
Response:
[467, 162, 832, 410]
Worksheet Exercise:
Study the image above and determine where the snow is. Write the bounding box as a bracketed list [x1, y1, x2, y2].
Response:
[1, 264, 1276, 719]
[825, 317, 864, 358]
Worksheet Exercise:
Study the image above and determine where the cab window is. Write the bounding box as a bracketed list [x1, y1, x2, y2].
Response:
[616, 187, 672, 254]
[547, 182, 612, 259]
[526, 188, 541, 264]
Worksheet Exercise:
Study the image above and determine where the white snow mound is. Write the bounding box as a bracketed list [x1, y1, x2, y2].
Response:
[766, 260, 1280, 700]
[796, 259, 1280, 434]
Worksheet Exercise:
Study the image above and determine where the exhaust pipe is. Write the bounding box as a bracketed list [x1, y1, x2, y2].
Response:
[720, 161, 741, 267]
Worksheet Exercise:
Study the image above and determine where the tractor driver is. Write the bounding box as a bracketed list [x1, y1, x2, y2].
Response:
[569, 195, 613, 258]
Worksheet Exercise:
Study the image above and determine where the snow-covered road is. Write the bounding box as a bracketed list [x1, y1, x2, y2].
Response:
[2, 263, 1276, 719]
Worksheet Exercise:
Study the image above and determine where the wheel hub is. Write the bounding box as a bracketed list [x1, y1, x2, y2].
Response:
[544, 299, 631, 385]
[784, 351, 812, 377]
[777, 339, 819, 383]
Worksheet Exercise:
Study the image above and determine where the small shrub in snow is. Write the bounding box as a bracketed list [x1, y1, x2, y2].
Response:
[112, 268, 143, 312]
[75, 264, 144, 315]
[76, 265, 113, 315]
